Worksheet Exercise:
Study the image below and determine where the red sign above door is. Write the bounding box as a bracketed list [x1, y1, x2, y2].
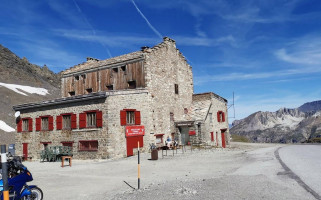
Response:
[126, 126, 145, 137]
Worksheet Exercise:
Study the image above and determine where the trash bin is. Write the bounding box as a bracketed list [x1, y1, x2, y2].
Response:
[151, 149, 158, 160]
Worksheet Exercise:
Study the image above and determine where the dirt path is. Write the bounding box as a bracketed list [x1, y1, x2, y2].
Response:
[23, 142, 315, 200]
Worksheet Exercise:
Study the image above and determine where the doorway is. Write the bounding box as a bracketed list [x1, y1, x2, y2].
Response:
[22, 143, 28, 160]
[221, 129, 227, 148]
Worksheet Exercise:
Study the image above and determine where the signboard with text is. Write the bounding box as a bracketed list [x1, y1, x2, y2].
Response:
[126, 126, 145, 137]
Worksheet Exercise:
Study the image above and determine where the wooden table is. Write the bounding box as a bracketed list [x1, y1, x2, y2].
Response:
[61, 156, 72, 167]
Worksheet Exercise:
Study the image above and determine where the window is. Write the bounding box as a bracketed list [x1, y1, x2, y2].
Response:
[112, 68, 118, 73]
[75, 75, 79, 81]
[155, 134, 164, 144]
[170, 112, 174, 121]
[56, 113, 77, 130]
[79, 110, 102, 129]
[22, 119, 29, 132]
[79, 140, 98, 151]
[86, 88, 93, 94]
[126, 111, 135, 124]
[81, 74, 86, 79]
[41, 117, 49, 131]
[121, 65, 126, 72]
[217, 111, 225, 122]
[120, 109, 141, 126]
[63, 115, 71, 129]
[184, 108, 188, 114]
[128, 80, 136, 89]
[175, 84, 179, 94]
[87, 112, 96, 127]
[106, 85, 113, 91]
[68, 91, 75, 96]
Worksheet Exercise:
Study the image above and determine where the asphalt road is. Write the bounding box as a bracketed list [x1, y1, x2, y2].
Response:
[278, 144, 321, 200]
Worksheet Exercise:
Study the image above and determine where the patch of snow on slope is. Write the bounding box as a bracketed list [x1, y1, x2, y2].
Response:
[0, 120, 15, 132]
[0, 82, 49, 96]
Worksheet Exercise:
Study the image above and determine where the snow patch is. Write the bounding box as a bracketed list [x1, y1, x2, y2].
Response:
[0, 120, 15, 132]
[0, 82, 49, 96]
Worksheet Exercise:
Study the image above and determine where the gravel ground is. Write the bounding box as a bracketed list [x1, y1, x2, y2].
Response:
[22, 142, 316, 200]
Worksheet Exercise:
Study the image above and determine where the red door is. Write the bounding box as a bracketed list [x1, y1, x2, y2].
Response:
[22, 143, 28, 160]
[126, 136, 143, 157]
[221, 132, 226, 148]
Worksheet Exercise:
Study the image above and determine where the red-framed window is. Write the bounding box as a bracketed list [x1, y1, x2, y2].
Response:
[56, 113, 77, 130]
[61, 141, 74, 150]
[79, 140, 98, 151]
[120, 109, 141, 126]
[79, 110, 103, 129]
[36, 116, 54, 131]
[17, 117, 32, 133]
[217, 111, 225, 122]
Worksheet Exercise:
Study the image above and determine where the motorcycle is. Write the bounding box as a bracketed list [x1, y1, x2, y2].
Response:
[0, 157, 43, 200]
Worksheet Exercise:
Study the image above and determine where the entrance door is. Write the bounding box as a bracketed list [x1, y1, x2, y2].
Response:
[221, 130, 226, 148]
[179, 127, 190, 145]
[126, 136, 143, 157]
[22, 143, 28, 160]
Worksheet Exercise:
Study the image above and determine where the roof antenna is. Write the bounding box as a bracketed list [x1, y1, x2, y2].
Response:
[228, 92, 235, 119]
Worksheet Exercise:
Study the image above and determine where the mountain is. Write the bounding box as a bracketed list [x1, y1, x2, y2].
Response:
[0, 44, 61, 144]
[230, 103, 321, 143]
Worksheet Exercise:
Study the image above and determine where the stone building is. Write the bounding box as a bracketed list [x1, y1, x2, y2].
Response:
[13, 37, 229, 160]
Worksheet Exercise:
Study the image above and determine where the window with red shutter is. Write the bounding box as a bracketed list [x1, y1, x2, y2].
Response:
[56, 115, 62, 130]
[17, 119, 22, 133]
[79, 113, 86, 129]
[71, 114, 77, 129]
[120, 110, 126, 126]
[222, 112, 225, 122]
[217, 112, 221, 122]
[96, 111, 102, 128]
[36, 118, 41, 131]
[135, 111, 141, 125]
[28, 118, 33, 132]
[49, 116, 54, 130]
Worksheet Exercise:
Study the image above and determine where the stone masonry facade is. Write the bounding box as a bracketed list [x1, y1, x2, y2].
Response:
[14, 37, 229, 160]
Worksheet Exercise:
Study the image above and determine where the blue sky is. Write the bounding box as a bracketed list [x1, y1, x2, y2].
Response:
[1, 0, 321, 121]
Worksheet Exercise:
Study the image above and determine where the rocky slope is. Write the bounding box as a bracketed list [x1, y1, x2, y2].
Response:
[0, 44, 61, 144]
[231, 101, 321, 143]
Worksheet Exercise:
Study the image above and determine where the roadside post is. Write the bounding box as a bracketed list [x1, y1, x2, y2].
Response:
[137, 141, 140, 189]
[1, 145, 9, 200]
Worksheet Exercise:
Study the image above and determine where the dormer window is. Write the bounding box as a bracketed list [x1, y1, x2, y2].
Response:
[128, 80, 136, 89]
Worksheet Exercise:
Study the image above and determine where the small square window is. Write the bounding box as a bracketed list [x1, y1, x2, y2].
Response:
[81, 74, 86, 79]
[112, 68, 118, 73]
[79, 140, 98, 151]
[68, 91, 75, 96]
[106, 85, 113, 91]
[121, 66, 126, 72]
[128, 80, 136, 89]
[75, 76, 79, 81]
[86, 88, 93, 94]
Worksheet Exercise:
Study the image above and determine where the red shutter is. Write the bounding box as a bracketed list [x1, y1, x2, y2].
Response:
[36, 118, 41, 131]
[135, 111, 141, 125]
[211, 132, 214, 141]
[96, 111, 103, 128]
[28, 118, 33, 132]
[17, 119, 22, 133]
[120, 110, 126, 126]
[222, 112, 225, 122]
[79, 113, 86, 128]
[49, 116, 54, 130]
[71, 114, 77, 129]
[56, 115, 62, 130]
[217, 112, 221, 122]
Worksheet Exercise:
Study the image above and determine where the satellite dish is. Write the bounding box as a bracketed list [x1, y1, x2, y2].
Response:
[14, 111, 20, 118]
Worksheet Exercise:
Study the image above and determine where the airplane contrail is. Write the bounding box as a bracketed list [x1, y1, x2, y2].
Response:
[130, 0, 163, 40]
[73, 0, 112, 58]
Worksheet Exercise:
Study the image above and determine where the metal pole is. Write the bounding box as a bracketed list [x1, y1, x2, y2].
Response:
[1, 145, 9, 200]
[137, 141, 140, 190]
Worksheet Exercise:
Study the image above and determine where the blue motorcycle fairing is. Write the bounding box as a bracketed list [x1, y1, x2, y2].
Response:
[20, 185, 38, 198]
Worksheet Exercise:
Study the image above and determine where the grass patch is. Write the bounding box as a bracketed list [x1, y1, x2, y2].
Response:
[231, 134, 251, 143]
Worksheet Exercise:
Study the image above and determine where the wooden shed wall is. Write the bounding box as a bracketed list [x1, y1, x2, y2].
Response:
[62, 61, 145, 97]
